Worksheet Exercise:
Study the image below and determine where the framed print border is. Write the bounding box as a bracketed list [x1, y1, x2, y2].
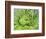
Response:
[5, 1, 45, 38]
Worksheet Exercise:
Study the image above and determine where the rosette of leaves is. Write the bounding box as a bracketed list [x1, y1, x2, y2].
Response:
[14, 9, 39, 30]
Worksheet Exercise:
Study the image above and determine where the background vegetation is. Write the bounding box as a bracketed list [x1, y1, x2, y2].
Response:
[14, 9, 39, 30]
